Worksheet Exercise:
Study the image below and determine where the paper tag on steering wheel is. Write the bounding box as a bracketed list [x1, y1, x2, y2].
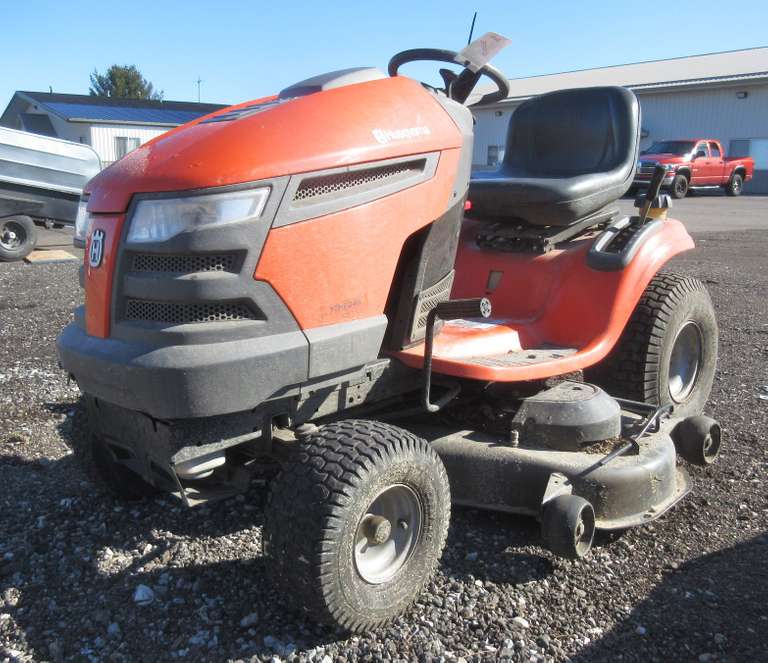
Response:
[455, 32, 511, 72]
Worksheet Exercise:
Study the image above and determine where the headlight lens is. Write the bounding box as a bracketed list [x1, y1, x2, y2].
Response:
[127, 187, 270, 244]
[73, 199, 92, 242]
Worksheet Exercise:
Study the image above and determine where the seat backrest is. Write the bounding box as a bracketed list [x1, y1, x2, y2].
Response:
[504, 86, 639, 178]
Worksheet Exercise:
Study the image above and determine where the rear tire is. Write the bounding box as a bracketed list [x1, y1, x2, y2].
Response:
[725, 172, 743, 196]
[263, 419, 451, 632]
[588, 274, 718, 417]
[0, 215, 37, 262]
[670, 173, 689, 199]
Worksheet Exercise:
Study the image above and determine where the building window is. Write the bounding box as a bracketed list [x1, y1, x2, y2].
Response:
[115, 136, 141, 159]
[487, 145, 504, 167]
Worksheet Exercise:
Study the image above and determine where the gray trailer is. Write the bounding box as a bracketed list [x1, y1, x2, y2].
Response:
[0, 126, 101, 261]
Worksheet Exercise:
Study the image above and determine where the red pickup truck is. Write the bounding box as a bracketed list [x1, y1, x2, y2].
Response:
[633, 139, 754, 198]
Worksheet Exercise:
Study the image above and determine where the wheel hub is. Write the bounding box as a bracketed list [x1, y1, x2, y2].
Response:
[1, 222, 25, 250]
[362, 514, 392, 545]
[354, 484, 422, 584]
[668, 321, 703, 402]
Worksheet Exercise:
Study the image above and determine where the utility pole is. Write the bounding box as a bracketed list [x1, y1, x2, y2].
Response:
[195, 76, 203, 103]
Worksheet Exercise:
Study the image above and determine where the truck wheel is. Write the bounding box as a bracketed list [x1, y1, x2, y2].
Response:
[0, 215, 37, 262]
[90, 435, 161, 501]
[725, 173, 743, 196]
[670, 173, 689, 199]
[588, 274, 718, 417]
[264, 419, 451, 632]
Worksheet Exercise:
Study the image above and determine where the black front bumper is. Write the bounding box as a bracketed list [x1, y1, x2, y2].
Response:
[57, 318, 308, 419]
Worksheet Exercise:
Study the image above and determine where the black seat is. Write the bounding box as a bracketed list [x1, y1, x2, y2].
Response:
[469, 86, 640, 227]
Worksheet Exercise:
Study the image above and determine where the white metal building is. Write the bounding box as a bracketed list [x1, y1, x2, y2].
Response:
[0, 92, 226, 167]
[471, 47, 768, 192]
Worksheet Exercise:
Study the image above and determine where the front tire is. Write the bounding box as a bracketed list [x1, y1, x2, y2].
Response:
[90, 434, 160, 501]
[670, 173, 689, 199]
[0, 215, 37, 262]
[264, 420, 451, 632]
[589, 274, 718, 417]
[725, 172, 743, 196]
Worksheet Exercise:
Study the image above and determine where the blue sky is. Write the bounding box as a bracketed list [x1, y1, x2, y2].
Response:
[2, 0, 767, 108]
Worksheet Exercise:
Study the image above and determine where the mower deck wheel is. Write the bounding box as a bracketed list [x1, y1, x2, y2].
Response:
[263, 419, 450, 633]
[541, 494, 595, 560]
[672, 415, 722, 466]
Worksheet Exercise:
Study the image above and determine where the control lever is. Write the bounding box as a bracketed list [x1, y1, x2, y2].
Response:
[638, 164, 667, 224]
[422, 298, 492, 413]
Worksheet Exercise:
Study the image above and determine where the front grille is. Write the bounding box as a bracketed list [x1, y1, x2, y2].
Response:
[124, 299, 256, 324]
[131, 253, 238, 274]
[293, 159, 426, 203]
[637, 162, 661, 177]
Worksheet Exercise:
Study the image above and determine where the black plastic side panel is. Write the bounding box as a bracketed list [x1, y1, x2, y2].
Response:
[385, 197, 465, 349]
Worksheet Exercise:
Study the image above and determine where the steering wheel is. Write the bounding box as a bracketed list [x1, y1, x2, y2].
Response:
[388, 48, 510, 106]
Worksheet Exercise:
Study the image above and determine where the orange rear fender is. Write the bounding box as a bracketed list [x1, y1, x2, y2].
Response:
[396, 218, 695, 381]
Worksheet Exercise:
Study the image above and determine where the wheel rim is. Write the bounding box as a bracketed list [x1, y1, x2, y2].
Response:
[0, 220, 26, 251]
[574, 505, 595, 557]
[675, 178, 687, 196]
[668, 321, 703, 402]
[733, 177, 741, 193]
[354, 484, 422, 584]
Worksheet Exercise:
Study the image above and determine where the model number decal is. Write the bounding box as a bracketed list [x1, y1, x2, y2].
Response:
[372, 126, 431, 145]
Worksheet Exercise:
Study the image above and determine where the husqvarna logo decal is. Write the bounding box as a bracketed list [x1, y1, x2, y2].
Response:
[372, 126, 431, 145]
[89, 229, 105, 268]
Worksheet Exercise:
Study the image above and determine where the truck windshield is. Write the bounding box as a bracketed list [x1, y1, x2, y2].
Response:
[644, 141, 695, 155]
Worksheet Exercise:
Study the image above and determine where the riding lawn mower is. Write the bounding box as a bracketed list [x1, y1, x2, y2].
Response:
[57, 35, 721, 632]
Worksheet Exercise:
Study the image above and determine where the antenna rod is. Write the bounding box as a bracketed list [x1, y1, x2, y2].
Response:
[467, 11, 477, 45]
[195, 76, 203, 103]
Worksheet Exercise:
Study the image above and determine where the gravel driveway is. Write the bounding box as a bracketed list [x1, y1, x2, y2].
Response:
[1, 230, 766, 662]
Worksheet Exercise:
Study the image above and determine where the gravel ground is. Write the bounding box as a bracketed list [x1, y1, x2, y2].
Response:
[1, 230, 766, 662]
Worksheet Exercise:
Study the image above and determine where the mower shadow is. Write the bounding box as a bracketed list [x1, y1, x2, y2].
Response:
[573, 533, 768, 661]
[0, 400, 560, 660]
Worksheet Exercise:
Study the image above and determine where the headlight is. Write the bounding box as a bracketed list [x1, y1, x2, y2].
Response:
[664, 163, 676, 170]
[73, 199, 92, 243]
[127, 187, 270, 244]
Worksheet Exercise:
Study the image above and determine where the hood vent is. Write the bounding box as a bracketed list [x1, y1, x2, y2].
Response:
[274, 152, 439, 227]
[293, 159, 427, 205]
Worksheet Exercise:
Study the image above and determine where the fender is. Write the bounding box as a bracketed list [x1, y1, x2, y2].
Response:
[395, 218, 694, 381]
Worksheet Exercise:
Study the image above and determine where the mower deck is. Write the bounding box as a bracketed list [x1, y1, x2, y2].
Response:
[407, 417, 691, 530]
